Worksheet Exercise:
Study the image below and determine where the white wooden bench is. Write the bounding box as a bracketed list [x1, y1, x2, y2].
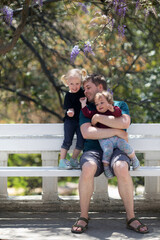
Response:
[0, 123, 160, 202]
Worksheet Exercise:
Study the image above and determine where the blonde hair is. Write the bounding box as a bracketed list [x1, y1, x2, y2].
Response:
[61, 68, 87, 87]
[94, 91, 114, 105]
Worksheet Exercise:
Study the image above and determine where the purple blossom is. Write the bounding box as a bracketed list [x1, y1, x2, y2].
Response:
[136, 0, 140, 8]
[2, 6, 13, 25]
[83, 41, 95, 56]
[107, 88, 113, 95]
[78, 2, 89, 14]
[70, 45, 80, 63]
[144, 8, 150, 20]
[113, 0, 127, 18]
[135, 0, 140, 15]
[118, 25, 126, 39]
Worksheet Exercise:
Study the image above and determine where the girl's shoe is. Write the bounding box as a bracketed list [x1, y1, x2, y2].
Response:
[70, 158, 80, 169]
[59, 159, 72, 169]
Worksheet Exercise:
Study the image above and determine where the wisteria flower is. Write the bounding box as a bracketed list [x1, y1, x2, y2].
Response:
[107, 88, 113, 95]
[135, 0, 140, 15]
[83, 41, 95, 56]
[118, 25, 126, 39]
[78, 2, 89, 14]
[2, 6, 13, 26]
[70, 45, 80, 63]
[113, 0, 127, 18]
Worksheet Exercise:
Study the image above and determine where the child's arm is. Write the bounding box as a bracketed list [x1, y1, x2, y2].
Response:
[91, 106, 122, 126]
[64, 93, 75, 117]
[81, 106, 96, 119]
[80, 97, 87, 108]
[67, 108, 74, 117]
[112, 106, 122, 117]
[107, 104, 121, 117]
[80, 98, 97, 119]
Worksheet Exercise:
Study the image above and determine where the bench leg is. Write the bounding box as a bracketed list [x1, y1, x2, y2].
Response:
[93, 174, 109, 201]
[0, 153, 8, 199]
[144, 152, 160, 199]
[42, 152, 59, 201]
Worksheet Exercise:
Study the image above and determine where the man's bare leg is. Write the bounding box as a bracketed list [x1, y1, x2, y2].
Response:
[72, 161, 97, 232]
[114, 160, 148, 232]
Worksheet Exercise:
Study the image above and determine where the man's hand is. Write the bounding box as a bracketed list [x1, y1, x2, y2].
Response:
[67, 108, 74, 117]
[117, 130, 128, 142]
[91, 113, 100, 126]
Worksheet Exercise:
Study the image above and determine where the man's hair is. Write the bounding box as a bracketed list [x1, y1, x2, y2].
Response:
[94, 91, 114, 105]
[82, 74, 107, 90]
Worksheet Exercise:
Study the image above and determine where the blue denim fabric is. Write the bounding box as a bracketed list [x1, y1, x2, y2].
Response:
[61, 118, 84, 150]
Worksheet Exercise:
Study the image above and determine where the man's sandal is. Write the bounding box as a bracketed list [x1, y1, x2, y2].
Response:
[126, 217, 149, 234]
[71, 217, 89, 234]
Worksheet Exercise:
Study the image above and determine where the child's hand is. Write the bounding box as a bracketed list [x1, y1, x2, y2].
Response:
[80, 97, 87, 108]
[107, 103, 114, 112]
[67, 108, 74, 117]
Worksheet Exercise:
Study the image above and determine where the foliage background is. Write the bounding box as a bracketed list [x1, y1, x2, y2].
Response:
[0, 1, 160, 195]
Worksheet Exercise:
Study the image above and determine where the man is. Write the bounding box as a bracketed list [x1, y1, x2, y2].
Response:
[71, 74, 149, 234]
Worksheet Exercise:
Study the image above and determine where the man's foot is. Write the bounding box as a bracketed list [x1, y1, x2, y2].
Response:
[71, 217, 88, 234]
[58, 159, 72, 169]
[126, 217, 149, 234]
[70, 158, 80, 169]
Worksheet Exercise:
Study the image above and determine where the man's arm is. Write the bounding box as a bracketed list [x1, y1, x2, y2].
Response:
[81, 122, 128, 142]
[91, 114, 131, 130]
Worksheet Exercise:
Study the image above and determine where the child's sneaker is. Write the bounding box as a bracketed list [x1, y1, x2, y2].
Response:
[59, 159, 72, 169]
[132, 158, 140, 170]
[70, 158, 80, 169]
[104, 166, 114, 178]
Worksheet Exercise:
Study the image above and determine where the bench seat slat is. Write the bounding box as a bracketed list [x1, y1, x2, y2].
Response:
[0, 167, 160, 177]
[0, 167, 81, 177]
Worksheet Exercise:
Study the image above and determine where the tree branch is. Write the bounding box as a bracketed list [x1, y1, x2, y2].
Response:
[0, 0, 30, 55]
[0, 84, 63, 121]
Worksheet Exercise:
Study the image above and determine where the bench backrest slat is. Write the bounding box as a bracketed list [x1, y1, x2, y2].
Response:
[0, 123, 159, 152]
[0, 123, 64, 136]
[128, 124, 160, 136]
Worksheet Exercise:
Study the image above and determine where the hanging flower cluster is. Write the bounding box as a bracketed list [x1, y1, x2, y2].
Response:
[83, 41, 95, 56]
[107, 88, 113, 95]
[70, 41, 95, 63]
[113, 0, 128, 18]
[2, 6, 13, 25]
[135, 0, 158, 20]
[70, 45, 80, 63]
[78, 2, 89, 14]
[118, 24, 126, 39]
[1, 1, 43, 27]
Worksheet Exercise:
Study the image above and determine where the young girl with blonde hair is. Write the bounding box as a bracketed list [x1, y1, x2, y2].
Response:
[59, 68, 87, 169]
